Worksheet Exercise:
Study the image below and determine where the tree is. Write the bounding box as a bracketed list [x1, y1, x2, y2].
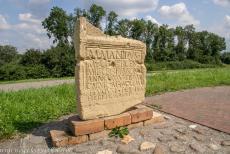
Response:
[88, 4, 106, 29]
[116, 19, 131, 38]
[42, 7, 69, 44]
[130, 19, 146, 41]
[221, 52, 230, 64]
[0, 45, 18, 65]
[105, 11, 118, 36]
[143, 20, 158, 62]
[20, 49, 42, 66]
[174, 26, 187, 61]
[153, 25, 175, 61]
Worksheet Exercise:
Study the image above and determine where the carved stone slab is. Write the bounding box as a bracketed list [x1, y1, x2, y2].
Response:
[74, 17, 146, 120]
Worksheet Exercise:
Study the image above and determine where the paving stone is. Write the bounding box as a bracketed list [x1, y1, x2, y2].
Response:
[127, 122, 143, 130]
[153, 144, 165, 154]
[193, 128, 206, 135]
[153, 122, 172, 129]
[69, 116, 104, 136]
[175, 127, 187, 135]
[89, 130, 109, 141]
[158, 136, 174, 142]
[104, 113, 131, 129]
[208, 143, 221, 150]
[116, 145, 130, 153]
[221, 140, 230, 146]
[170, 144, 186, 153]
[144, 112, 165, 126]
[140, 141, 156, 151]
[121, 135, 134, 144]
[129, 108, 153, 123]
[96, 150, 113, 154]
[190, 143, 206, 153]
[174, 135, 188, 141]
[29, 135, 44, 144]
[160, 130, 173, 136]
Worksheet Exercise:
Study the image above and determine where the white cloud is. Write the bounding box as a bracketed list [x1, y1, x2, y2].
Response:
[19, 13, 41, 24]
[213, 0, 230, 7]
[0, 15, 11, 30]
[0, 13, 51, 52]
[84, 0, 159, 17]
[159, 2, 200, 26]
[225, 15, 230, 28]
[145, 15, 160, 25]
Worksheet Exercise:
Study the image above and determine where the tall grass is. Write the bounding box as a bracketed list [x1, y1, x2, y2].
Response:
[0, 67, 230, 139]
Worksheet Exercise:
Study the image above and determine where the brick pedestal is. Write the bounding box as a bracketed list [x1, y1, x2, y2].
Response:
[50, 105, 165, 147]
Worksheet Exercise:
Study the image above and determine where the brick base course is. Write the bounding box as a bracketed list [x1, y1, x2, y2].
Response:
[50, 105, 165, 147]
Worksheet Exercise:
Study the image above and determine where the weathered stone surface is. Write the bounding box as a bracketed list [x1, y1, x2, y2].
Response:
[221, 140, 230, 146]
[127, 122, 143, 130]
[144, 111, 165, 126]
[96, 150, 113, 154]
[121, 135, 135, 144]
[89, 130, 109, 141]
[170, 144, 186, 153]
[208, 144, 221, 150]
[153, 144, 165, 154]
[140, 141, 156, 151]
[190, 143, 206, 153]
[104, 113, 131, 129]
[74, 17, 146, 120]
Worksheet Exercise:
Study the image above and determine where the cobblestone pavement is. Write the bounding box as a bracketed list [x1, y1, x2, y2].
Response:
[0, 112, 229, 154]
[0, 79, 74, 92]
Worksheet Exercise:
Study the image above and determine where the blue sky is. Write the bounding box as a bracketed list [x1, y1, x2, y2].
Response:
[0, 0, 229, 52]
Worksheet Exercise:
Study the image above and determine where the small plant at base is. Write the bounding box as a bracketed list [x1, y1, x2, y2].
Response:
[108, 127, 129, 138]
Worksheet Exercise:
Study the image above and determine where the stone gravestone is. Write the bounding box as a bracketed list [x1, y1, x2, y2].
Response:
[74, 17, 146, 120]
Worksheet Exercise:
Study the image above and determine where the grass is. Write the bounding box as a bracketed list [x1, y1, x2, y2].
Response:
[0, 67, 230, 139]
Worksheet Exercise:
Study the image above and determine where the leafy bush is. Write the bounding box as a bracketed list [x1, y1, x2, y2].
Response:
[0, 64, 50, 81]
[146, 60, 222, 71]
[221, 52, 230, 64]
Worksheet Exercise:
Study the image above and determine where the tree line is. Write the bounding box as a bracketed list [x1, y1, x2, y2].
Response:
[0, 4, 229, 81]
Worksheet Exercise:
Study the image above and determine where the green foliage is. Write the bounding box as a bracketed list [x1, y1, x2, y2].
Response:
[221, 52, 230, 64]
[20, 49, 42, 66]
[105, 11, 118, 35]
[108, 127, 129, 138]
[42, 7, 69, 44]
[89, 4, 106, 29]
[146, 60, 221, 71]
[0, 45, 19, 65]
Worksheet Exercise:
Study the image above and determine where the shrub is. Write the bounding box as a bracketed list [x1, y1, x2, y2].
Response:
[146, 60, 222, 71]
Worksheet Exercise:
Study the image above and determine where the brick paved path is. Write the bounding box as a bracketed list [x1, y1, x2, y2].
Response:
[145, 86, 230, 134]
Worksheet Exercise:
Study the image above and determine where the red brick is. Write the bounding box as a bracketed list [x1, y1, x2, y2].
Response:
[129, 107, 153, 123]
[50, 130, 88, 147]
[69, 117, 104, 136]
[104, 113, 131, 129]
[50, 130, 68, 147]
[68, 135, 88, 145]
[89, 130, 109, 141]
[144, 112, 165, 126]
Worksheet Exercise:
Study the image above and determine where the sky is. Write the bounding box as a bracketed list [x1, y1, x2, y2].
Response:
[0, 0, 230, 52]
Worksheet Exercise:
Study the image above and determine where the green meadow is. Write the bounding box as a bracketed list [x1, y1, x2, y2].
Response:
[1, 67, 230, 139]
